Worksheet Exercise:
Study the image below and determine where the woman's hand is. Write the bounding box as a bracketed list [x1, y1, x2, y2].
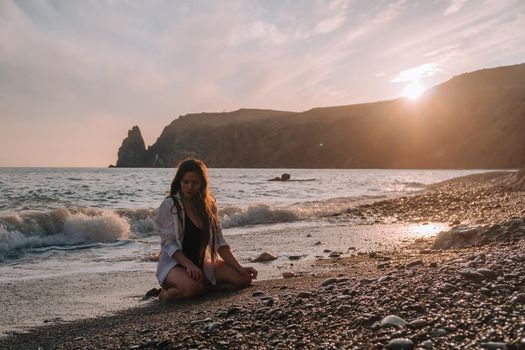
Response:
[185, 264, 203, 282]
[239, 266, 258, 280]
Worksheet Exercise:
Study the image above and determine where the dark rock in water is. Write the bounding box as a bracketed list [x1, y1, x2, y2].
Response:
[251, 252, 277, 262]
[385, 338, 414, 350]
[381, 315, 408, 328]
[115, 126, 150, 167]
[268, 173, 291, 181]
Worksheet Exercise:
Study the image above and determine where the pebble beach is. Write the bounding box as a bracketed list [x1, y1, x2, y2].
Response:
[2, 171, 525, 349]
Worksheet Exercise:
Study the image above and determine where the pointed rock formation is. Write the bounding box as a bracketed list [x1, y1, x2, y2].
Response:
[115, 126, 149, 167]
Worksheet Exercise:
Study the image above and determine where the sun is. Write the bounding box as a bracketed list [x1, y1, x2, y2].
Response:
[403, 81, 425, 100]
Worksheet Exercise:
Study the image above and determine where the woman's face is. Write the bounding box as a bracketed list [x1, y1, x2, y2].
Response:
[180, 171, 202, 199]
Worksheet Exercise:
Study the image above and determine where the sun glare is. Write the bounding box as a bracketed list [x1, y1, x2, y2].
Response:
[403, 81, 425, 100]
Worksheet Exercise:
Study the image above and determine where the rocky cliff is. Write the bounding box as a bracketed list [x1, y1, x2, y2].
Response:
[114, 63, 525, 168]
[115, 126, 149, 167]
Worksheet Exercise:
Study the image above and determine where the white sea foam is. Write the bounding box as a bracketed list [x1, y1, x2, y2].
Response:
[0, 208, 152, 259]
[221, 204, 301, 228]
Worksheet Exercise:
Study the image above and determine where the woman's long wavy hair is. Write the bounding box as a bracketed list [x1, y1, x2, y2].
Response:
[169, 159, 219, 261]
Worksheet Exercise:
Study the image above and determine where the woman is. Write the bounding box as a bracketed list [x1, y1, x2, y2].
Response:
[156, 159, 257, 300]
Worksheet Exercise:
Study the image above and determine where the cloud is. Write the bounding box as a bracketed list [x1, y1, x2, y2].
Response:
[0, 0, 524, 166]
[390, 63, 442, 82]
[444, 0, 469, 16]
[312, 14, 347, 35]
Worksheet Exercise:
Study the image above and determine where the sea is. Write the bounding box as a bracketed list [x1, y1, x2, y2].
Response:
[0, 168, 488, 281]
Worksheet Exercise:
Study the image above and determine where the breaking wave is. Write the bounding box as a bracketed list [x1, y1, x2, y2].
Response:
[0, 207, 157, 260]
[0, 195, 383, 260]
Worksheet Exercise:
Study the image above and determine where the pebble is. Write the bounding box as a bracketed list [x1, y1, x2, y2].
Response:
[385, 338, 414, 350]
[321, 278, 338, 286]
[298, 291, 312, 298]
[251, 252, 277, 262]
[491, 283, 512, 291]
[476, 268, 497, 278]
[189, 318, 212, 326]
[420, 340, 433, 349]
[380, 315, 408, 328]
[206, 322, 221, 332]
[407, 260, 423, 267]
[282, 272, 295, 278]
[431, 328, 448, 337]
[459, 269, 485, 281]
[377, 262, 390, 269]
[480, 342, 507, 349]
[510, 293, 525, 303]
[408, 319, 427, 329]
[252, 291, 264, 297]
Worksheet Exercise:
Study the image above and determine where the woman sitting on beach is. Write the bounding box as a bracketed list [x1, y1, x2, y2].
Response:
[156, 159, 257, 300]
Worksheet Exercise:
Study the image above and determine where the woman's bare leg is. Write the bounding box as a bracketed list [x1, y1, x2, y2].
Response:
[159, 266, 205, 301]
[212, 261, 252, 290]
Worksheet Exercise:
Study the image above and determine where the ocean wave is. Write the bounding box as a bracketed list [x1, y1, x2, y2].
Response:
[0, 207, 158, 260]
[220, 204, 301, 228]
[0, 195, 382, 259]
[219, 195, 383, 228]
[394, 180, 426, 188]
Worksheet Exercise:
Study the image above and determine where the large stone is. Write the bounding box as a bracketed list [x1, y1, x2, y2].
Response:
[385, 338, 414, 350]
[251, 252, 278, 262]
[381, 315, 408, 328]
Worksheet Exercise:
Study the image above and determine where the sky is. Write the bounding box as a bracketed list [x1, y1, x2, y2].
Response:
[0, 0, 524, 167]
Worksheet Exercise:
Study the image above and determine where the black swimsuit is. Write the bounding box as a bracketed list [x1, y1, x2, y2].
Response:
[182, 213, 209, 268]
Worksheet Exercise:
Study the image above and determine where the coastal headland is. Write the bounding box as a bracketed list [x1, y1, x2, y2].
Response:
[2, 170, 524, 349]
[113, 64, 525, 170]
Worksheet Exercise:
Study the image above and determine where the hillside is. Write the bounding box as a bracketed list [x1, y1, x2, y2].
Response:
[114, 63, 525, 168]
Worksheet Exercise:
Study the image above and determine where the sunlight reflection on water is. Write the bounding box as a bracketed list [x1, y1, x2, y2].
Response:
[408, 222, 448, 237]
